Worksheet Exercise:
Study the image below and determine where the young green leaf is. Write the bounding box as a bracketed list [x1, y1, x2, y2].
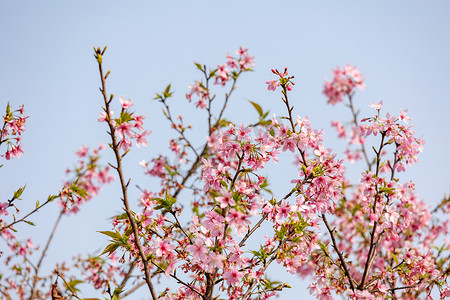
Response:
[248, 100, 263, 116]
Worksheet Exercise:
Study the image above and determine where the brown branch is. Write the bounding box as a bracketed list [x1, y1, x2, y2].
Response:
[117, 258, 137, 293]
[347, 94, 371, 170]
[94, 46, 158, 300]
[280, 84, 308, 166]
[29, 211, 64, 299]
[388, 279, 424, 292]
[239, 186, 299, 248]
[359, 134, 386, 288]
[1, 196, 58, 232]
[161, 98, 199, 158]
[119, 281, 146, 299]
[55, 269, 81, 299]
[214, 74, 241, 134]
[152, 262, 203, 297]
[321, 214, 355, 291]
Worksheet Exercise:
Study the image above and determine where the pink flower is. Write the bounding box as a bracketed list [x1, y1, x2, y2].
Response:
[116, 122, 133, 139]
[0, 202, 9, 215]
[119, 96, 133, 109]
[266, 79, 279, 91]
[369, 100, 383, 110]
[154, 238, 175, 258]
[205, 252, 225, 272]
[98, 111, 110, 122]
[216, 190, 236, 208]
[135, 130, 151, 148]
[75, 145, 89, 158]
[223, 267, 243, 285]
[186, 238, 208, 261]
[398, 109, 412, 124]
[118, 138, 132, 151]
[235, 46, 248, 56]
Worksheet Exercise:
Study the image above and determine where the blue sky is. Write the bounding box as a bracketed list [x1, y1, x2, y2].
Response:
[1, 1, 450, 299]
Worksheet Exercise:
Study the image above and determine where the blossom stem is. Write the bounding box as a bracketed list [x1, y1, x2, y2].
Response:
[55, 268, 81, 299]
[95, 47, 158, 300]
[347, 94, 372, 170]
[322, 213, 356, 291]
[239, 186, 299, 247]
[281, 84, 308, 166]
[161, 98, 199, 157]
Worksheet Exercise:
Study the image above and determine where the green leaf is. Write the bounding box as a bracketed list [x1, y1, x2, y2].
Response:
[248, 101, 263, 116]
[24, 220, 35, 226]
[390, 252, 399, 265]
[100, 242, 120, 256]
[69, 182, 88, 199]
[153, 193, 177, 212]
[153, 93, 162, 100]
[194, 62, 203, 71]
[113, 212, 128, 220]
[115, 111, 133, 125]
[124, 227, 133, 237]
[98, 230, 122, 239]
[163, 84, 173, 98]
[35, 201, 40, 208]
[67, 279, 84, 292]
[13, 185, 26, 200]
[48, 194, 59, 202]
[209, 69, 217, 77]
[380, 187, 395, 194]
[319, 241, 328, 253]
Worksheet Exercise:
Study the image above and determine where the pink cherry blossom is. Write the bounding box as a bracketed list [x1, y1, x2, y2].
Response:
[119, 96, 133, 109]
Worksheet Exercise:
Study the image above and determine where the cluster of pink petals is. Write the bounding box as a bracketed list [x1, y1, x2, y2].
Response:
[186, 47, 254, 109]
[98, 97, 151, 151]
[323, 64, 365, 105]
[360, 111, 424, 171]
[78, 253, 125, 291]
[0, 104, 28, 160]
[265, 68, 295, 92]
[59, 144, 114, 214]
[186, 81, 209, 109]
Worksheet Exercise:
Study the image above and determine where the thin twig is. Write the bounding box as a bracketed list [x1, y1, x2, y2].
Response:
[29, 211, 64, 299]
[1, 196, 58, 232]
[321, 214, 355, 291]
[119, 281, 146, 299]
[239, 186, 299, 248]
[55, 269, 81, 299]
[347, 94, 371, 170]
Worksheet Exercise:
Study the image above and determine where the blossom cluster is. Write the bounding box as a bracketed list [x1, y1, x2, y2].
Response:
[323, 64, 365, 105]
[265, 68, 295, 92]
[0, 103, 28, 160]
[186, 47, 255, 109]
[98, 96, 151, 151]
[60, 144, 114, 214]
[75, 253, 125, 291]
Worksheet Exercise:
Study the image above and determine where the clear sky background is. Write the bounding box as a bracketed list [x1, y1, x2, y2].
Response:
[1, 1, 450, 299]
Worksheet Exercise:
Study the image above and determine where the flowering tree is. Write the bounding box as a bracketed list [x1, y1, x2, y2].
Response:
[1, 46, 449, 300]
